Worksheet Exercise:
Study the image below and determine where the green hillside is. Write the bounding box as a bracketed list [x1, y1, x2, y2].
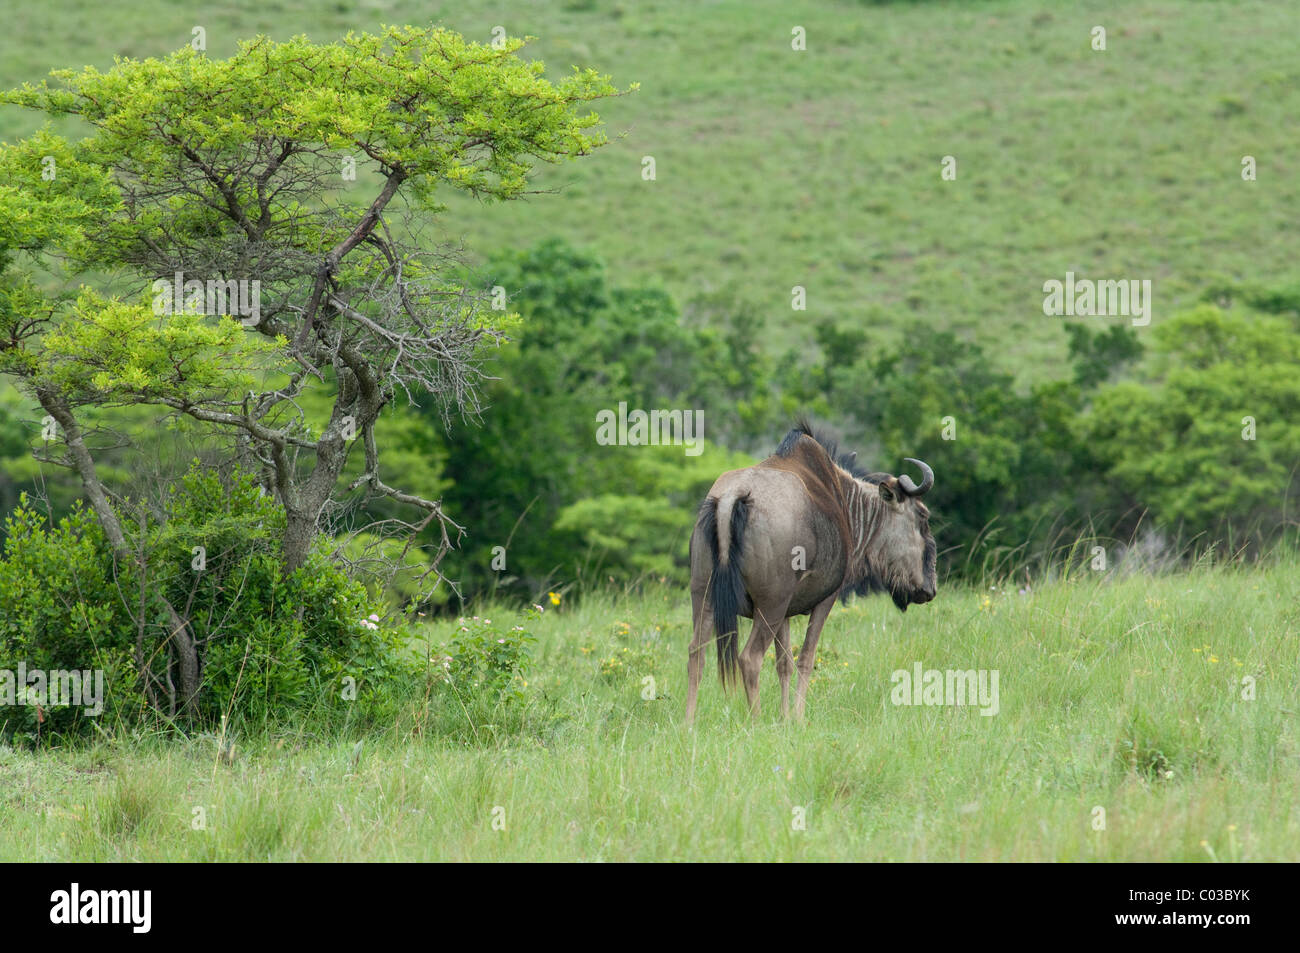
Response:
[4, 0, 1296, 377]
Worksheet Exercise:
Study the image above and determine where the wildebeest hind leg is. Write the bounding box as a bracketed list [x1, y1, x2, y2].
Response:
[738, 599, 790, 719]
[794, 594, 836, 721]
[773, 618, 793, 719]
[684, 585, 713, 726]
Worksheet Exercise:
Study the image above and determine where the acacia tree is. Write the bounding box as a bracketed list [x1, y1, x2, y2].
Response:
[0, 28, 621, 706]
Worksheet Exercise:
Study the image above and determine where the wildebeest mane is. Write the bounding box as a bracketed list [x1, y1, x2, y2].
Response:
[776, 417, 871, 480]
[775, 419, 880, 601]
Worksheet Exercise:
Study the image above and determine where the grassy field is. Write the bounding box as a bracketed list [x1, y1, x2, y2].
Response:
[2, 0, 1296, 862]
[3, 558, 1296, 861]
[2, 0, 1297, 375]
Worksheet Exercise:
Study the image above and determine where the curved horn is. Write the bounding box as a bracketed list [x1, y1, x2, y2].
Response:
[899, 457, 933, 497]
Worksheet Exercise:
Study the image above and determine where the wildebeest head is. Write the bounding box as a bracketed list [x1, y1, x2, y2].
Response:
[857, 458, 937, 611]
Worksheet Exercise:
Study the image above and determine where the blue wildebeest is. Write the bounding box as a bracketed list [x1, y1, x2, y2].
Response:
[686, 421, 936, 722]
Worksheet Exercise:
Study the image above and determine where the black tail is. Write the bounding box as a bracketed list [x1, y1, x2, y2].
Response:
[700, 493, 749, 686]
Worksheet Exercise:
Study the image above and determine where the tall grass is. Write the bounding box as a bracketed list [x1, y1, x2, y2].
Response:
[2, 555, 1296, 860]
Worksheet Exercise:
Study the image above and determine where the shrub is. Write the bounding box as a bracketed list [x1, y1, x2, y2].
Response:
[400, 609, 542, 744]
[443, 611, 537, 705]
[0, 500, 143, 741]
[0, 465, 406, 743]
[1083, 304, 1300, 544]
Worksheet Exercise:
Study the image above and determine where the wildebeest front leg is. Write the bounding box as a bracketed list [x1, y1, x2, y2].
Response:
[739, 600, 790, 719]
[794, 594, 836, 721]
[773, 618, 794, 719]
[684, 585, 713, 726]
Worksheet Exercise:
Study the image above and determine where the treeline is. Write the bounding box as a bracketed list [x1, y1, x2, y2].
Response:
[2, 239, 1297, 610]
[412, 240, 1300, 600]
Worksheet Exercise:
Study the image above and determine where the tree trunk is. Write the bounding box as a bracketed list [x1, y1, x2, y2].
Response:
[166, 602, 200, 710]
[282, 508, 318, 576]
[279, 395, 366, 573]
[35, 387, 201, 713]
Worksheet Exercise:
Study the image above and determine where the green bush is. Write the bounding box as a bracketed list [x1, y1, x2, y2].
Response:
[0, 500, 142, 741]
[1083, 303, 1300, 543]
[444, 611, 536, 704]
[0, 466, 408, 743]
[401, 609, 543, 744]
